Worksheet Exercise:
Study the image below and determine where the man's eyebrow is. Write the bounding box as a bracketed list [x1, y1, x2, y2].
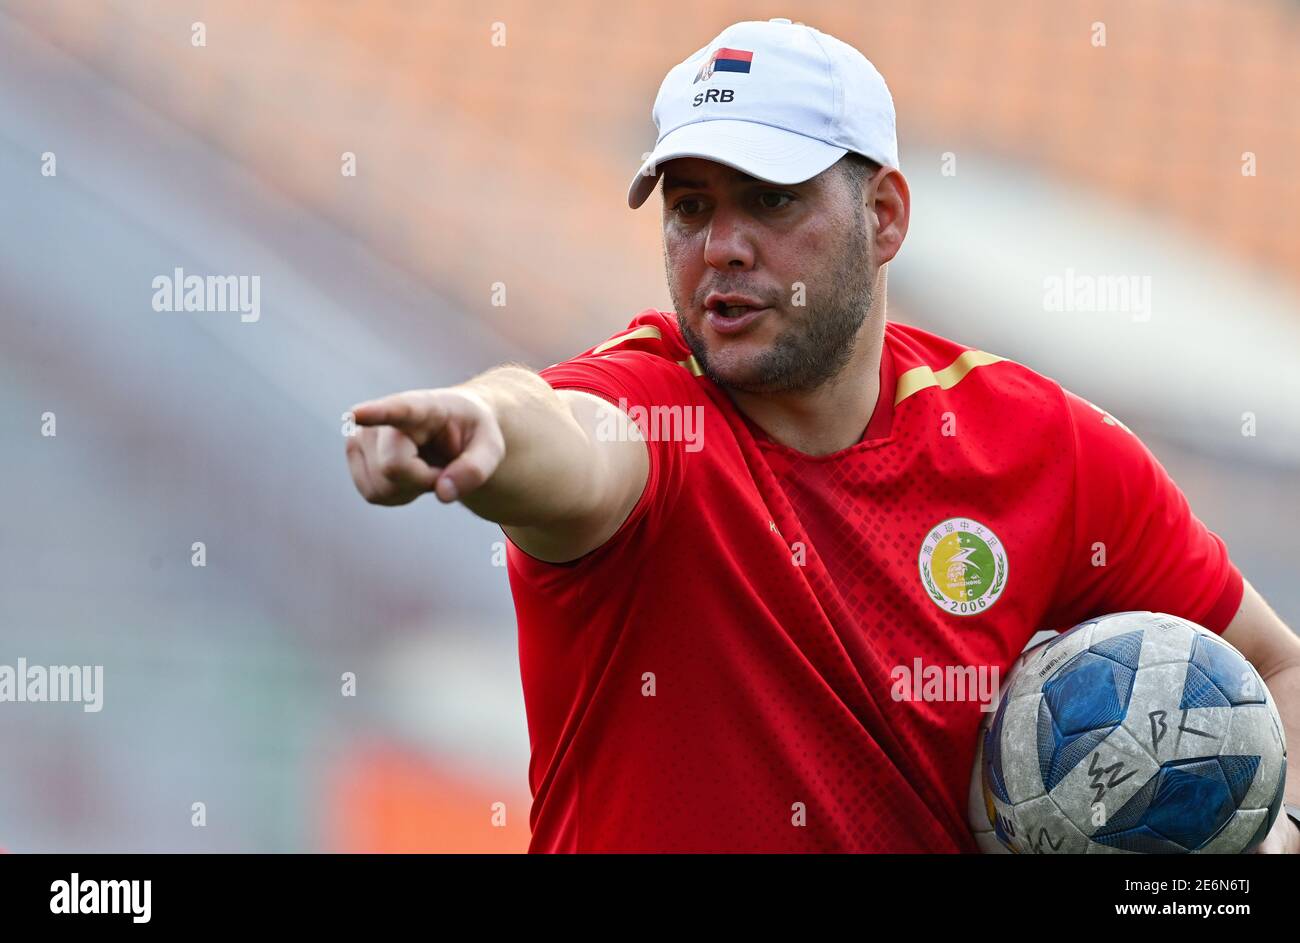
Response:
[662, 170, 765, 192]
[661, 174, 704, 192]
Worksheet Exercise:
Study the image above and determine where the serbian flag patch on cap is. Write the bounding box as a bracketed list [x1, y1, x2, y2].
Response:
[694, 47, 753, 83]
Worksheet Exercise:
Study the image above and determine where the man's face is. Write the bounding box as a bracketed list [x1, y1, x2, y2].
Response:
[660, 156, 876, 394]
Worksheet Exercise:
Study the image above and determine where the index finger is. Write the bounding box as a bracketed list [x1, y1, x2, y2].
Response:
[351, 390, 445, 432]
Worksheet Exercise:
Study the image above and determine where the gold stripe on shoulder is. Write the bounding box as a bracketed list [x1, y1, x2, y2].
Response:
[592, 324, 663, 355]
[677, 354, 704, 376]
[894, 350, 1006, 407]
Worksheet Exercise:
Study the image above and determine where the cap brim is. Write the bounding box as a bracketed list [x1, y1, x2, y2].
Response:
[627, 120, 848, 209]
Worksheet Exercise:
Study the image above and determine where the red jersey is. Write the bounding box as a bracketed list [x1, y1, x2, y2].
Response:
[504, 309, 1243, 852]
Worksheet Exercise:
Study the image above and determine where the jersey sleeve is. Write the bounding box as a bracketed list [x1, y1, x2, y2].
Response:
[502, 349, 689, 576]
[1043, 389, 1244, 635]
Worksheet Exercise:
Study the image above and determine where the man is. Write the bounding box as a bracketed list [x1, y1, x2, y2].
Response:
[346, 19, 1300, 852]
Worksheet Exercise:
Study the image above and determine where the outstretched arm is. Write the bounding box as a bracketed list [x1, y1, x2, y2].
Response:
[346, 365, 648, 563]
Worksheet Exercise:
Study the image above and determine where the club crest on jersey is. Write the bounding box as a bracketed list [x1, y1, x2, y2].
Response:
[917, 518, 1008, 617]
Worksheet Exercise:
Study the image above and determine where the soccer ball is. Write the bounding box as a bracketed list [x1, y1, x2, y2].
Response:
[968, 612, 1288, 854]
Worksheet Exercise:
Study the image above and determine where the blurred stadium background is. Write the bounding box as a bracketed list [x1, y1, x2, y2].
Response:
[1, 0, 1298, 851]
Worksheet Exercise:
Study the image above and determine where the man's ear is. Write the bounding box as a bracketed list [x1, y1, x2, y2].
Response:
[871, 168, 910, 266]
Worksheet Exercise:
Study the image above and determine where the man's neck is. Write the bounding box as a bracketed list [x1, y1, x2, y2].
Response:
[729, 310, 887, 457]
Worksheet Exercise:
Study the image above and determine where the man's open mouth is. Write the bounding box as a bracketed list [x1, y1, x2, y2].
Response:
[714, 304, 757, 318]
[705, 303, 770, 334]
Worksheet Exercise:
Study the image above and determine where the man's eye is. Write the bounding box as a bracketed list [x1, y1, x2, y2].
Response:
[673, 198, 705, 217]
[758, 191, 794, 209]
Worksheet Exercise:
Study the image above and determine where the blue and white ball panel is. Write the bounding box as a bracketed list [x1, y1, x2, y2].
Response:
[1196, 728, 1288, 854]
[1050, 724, 1161, 843]
[1183, 633, 1269, 707]
[1006, 795, 1090, 854]
[1194, 805, 1272, 854]
[1119, 661, 1233, 765]
[1133, 615, 1198, 667]
[994, 693, 1049, 805]
[1222, 702, 1287, 813]
[1088, 614, 1152, 647]
[1089, 754, 1263, 853]
[1020, 623, 1094, 687]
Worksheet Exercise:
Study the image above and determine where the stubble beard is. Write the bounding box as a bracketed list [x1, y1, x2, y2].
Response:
[671, 211, 875, 395]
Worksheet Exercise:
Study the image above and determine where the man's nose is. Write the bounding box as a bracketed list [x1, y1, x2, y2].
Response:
[703, 206, 756, 270]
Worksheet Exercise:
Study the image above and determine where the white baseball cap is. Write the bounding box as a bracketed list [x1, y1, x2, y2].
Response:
[627, 18, 899, 210]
